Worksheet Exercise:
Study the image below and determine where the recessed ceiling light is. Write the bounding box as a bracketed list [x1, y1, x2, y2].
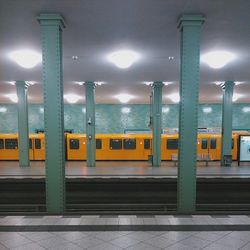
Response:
[64, 94, 82, 104]
[162, 107, 170, 113]
[82, 107, 86, 113]
[203, 107, 212, 113]
[201, 51, 235, 69]
[242, 107, 250, 113]
[233, 93, 243, 102]
[72, 56, 78, 60]
[95, 81, 105, 86]
[167, 93, 180, 103]
[121, 107, 131, 114]
[163, 81, 174, 86]
[0, 107, 7, 113]
[5, 81, 15, 85]
[235, 81, 244, 85]
[5, 94, 18, 103]
[143, 81, 154, 86]
[115, 94, 134, 103]
[168, 56, 174, 60]
[26, 81, 37, 86]
[9, 49, 42, 69]
[213, 81, 225, 86]
[108, 50, 139, 69]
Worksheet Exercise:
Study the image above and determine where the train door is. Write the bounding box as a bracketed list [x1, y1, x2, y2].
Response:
[208, 136, 219, 160]
[33, 136, 46, 160]
[143, 137, 152, 160]
[4, 136, 19, 160]
[67, 135, 86, 160]
[0, 138, 4, 160]
[197, 135, 209, 161]
[29, 138, 34, 160]
[165, 136, 178, 161]
[161, 135, 167, 160]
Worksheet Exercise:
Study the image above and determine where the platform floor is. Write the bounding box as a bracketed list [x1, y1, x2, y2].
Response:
[0, 215, 250, 249]
[0, 161, 250, 178]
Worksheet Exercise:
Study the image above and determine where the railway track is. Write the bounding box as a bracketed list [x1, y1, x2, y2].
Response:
[0, 178, 250, 214]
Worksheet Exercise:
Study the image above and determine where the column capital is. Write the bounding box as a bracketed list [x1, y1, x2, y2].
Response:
[37, 13, 66, 29]
[153, 81, 164, 88]
[15, 81, 29, 89]
[222, 80, 235, 90]
[178, 14, 205, 29]
[84, 81, 96, 88]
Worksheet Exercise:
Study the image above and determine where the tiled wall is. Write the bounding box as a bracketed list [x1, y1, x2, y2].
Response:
[0, 103, 249, 133]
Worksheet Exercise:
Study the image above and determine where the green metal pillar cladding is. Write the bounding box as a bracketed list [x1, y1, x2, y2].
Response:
[152, 81, 163, 167]
[85, 81, 96, 167]
[37, 14, 66, 213]
[15, 81, 30, 167]
[177, 15, 205, 213]
[221, 81, 235, 166]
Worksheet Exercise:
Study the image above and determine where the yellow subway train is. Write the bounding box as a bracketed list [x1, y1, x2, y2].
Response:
[0, 132, 245, 161]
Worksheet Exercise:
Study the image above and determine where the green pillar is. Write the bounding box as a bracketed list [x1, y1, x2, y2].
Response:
[85, 81, 96, 167]
[15, 81, 30, 167]
[152, 81, 163, 167]
[221, 81, 235, 166]
[177, 15, 205, 213]
[37, 14, 65, 213]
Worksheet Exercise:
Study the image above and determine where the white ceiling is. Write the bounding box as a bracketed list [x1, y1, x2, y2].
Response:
[0, 0, 250, 104]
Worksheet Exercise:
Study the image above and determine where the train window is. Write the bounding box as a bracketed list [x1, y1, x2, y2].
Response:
[201, 139, 208, 149]
[232, 139, 234, 149]
[123, 139, 136, 150]
[110, 139, 122, 150]
[35, 139, 41, 149]
[166, 139, 178, 149]
[29, 139, 32, 149]
[96, 139, 102, 149]
[144, 139, 150, 149]
[210, 138, 217, 149]
[0, 139, 3, 149]
[70, 139, 79, 149]
[5, 139, 18, 149]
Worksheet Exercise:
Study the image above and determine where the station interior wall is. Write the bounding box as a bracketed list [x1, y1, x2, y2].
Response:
[0, 103, 249, 133]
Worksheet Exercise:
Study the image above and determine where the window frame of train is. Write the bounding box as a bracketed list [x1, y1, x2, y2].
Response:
[69, 138, 80, 150]
[123, 138, 136, 150]
[35, 139, 41, 149]
[5, 138, 18, 149]
[210, 138, 217, 149]
[96, 139, 102, 149]
[0, 139, 4, 149]
[144, 139, 151, 149]
[166, 139, 178, 150]
[110, 139, 122, 150]
[29, 139, 32, 149]
[201, 138, 208, 149]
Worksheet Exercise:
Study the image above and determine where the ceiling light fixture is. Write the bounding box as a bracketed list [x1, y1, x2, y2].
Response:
[5, 94, 18, 103]
[121, 107, 131, 114]
[72, 56, 78, 60]
[108, 50, 139, 69]
[64, 94, 82, 104]
[167, 93, 180, 103]
[203, 107, 212, 113]
[75, 81, 85, 86]
[9, 49, 42, 69]
[39, 107, 44, 113]
[82, 107, 86, 113]
[201, 51, 235, 69]
[233, 93, 243, 102]
[115, 94, 134, 103]
[163, 81, 174, 86]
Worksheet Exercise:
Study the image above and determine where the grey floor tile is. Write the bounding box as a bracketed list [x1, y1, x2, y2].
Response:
[240, 242, 250, 250]
[161, 231, 196, 241]
[126, 231, 155, 241]
[1, 235, 32, 249]
[227, 231, 250, 241]
[11, 242, 46, 250]
[164, 242, 200, 250]
[47, 242, 83, 250]
[20, 232, 54, 241]
[126, 242, 161, 250]
[73, 236, 105, 248]
[0, 232, 21, 242]
[110, 235, 140, 248]
[202, 242, 239, 250]
[178, 235, 211, 249]
[214, 234, 249, 249]
[94, 231, 122, 241]
[57, 231, 90, 241]
[87, 242, 122, 250]
[194, 231, 225, 242]
[36, 236, 69, 248]
[143, 235, 177, 248]
[143, 218, 157, 225]
[0, 243, 8, 250]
